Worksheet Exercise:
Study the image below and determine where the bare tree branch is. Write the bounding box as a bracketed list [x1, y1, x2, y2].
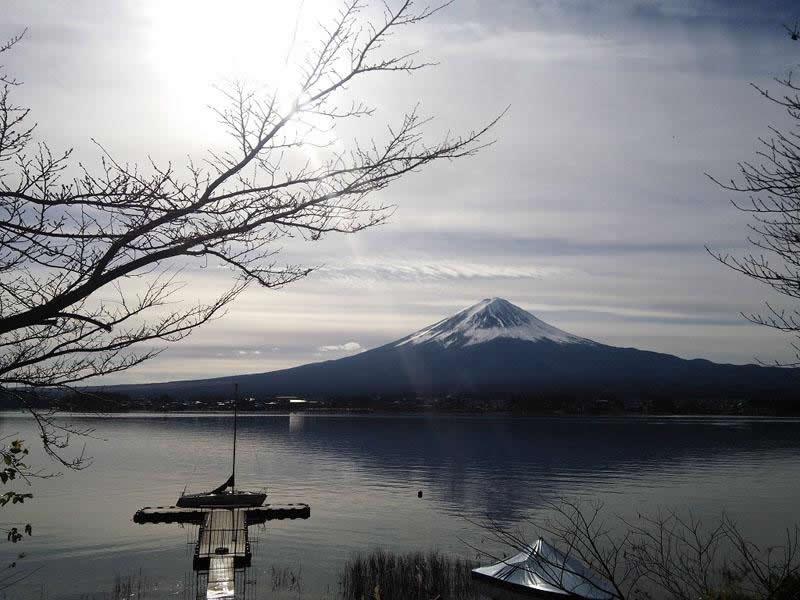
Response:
[0, 1, 501, 509]
[707, 30, 800, 365]
[471, 499, 800, 600]
[0, 1, 500, 397]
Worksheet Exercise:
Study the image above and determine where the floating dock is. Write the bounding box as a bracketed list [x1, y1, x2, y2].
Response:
[133, 503, 310, 598]
[133, 503, 311, 525]
[134, 386, 312, 598]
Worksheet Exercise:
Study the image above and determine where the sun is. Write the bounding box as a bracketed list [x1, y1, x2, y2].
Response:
[142, 1, 334, 99]
[139, 0, 338, 150]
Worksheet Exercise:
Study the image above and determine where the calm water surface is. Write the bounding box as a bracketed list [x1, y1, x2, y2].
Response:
[1, 413, 800, 599]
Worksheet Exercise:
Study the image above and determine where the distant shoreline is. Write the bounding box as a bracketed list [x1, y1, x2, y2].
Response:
[3, 408, 800, 418]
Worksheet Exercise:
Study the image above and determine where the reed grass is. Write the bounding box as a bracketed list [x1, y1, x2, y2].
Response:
[271, 565, 304, 593]
[70, 550, 480, 600]
[77, 570, 155, 599]
[339, 548, 481, 600]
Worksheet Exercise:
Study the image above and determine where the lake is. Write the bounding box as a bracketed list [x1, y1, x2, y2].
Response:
[2, 413, 800, 599]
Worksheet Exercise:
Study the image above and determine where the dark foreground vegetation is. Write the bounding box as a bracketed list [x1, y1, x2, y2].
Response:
[475, 499, 800, 600]
[72, 526, 800, 600]
[72, 551, 479, 600]
[337, 549, 800, 600]
[340, 549, 479, 600]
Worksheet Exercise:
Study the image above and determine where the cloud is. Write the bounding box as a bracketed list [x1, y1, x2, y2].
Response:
[9, 0, 798, 386]
[317, 341, 363, 353]
[318, 259, 571, 283]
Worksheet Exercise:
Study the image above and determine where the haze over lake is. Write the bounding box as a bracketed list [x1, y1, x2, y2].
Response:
[2, 412, 800, 599]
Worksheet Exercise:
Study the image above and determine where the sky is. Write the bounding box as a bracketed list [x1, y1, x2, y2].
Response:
[2, 0, 800, 383]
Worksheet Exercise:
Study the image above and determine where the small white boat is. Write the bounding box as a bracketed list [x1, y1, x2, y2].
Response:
[472, 538, 615, 600]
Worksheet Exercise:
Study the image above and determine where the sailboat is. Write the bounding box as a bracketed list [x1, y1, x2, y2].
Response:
[176, 384, 267, 508]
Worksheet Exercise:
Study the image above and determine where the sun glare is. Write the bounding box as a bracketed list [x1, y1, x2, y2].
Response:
[140, 0, 334, 141]
[144, 0, 305, 83]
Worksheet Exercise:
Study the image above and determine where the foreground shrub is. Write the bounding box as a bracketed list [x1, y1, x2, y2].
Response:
[340, 548, 480, 600]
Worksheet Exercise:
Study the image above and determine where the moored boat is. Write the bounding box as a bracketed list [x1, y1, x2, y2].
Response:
[176, 384, 266, 509]
[176, 475, 266, 508]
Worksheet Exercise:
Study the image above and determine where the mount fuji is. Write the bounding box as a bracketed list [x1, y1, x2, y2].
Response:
[393, 297, 593, 348]
[109, 298, 798, 404]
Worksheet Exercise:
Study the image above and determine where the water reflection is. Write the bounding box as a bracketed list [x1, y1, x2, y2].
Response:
[237, 415, 800, 521]
[289, 414, 305, 434]
[2, 414, 800, 599]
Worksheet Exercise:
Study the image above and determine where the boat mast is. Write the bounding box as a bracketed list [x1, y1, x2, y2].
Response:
[232, 383, 238, 492]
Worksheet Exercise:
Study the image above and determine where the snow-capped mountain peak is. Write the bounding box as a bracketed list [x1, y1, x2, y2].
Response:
[394, 298, 594, 348]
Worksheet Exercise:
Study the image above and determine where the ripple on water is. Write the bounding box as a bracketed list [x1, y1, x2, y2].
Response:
[2, 413, 800, 599]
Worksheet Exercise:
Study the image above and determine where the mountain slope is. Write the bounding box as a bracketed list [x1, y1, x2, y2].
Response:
[106, 298, 798, 402]
[394, 297, 593, 347]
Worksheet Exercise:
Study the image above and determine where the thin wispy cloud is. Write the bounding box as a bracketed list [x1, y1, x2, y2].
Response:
[317, 342, 363, 353]
[318, 260, 571, 282]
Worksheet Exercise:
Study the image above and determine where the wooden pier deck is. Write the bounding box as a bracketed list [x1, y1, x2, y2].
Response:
[198, 510, 246, 557]
[195, 508, 250, 569]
